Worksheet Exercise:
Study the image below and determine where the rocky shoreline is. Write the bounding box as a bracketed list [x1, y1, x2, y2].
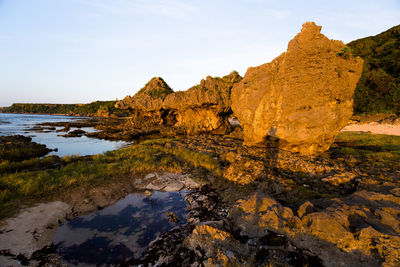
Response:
[1, 21, 399, 266]
[1, 129, 399, 266]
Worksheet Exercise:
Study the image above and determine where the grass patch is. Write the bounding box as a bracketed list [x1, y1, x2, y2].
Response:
[331, 132, 400, 165]
[0, 156, 61, 175]
[0, 139, 221, 218]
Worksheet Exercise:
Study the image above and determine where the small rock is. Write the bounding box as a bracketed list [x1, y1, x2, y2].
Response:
[166, 212, 179, 223]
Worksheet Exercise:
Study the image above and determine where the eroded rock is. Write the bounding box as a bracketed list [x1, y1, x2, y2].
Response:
[231, 22, 363, 155]
[116, 72, 242, 135]
[185, 223, 249, 265]
[230, 190, 400, 267]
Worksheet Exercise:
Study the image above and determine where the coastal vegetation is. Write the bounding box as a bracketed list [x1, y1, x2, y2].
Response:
[0, 100, 126, 116]
[332, 131, 400, 167]
[348, 24, 400, 114]
[0, 138, 221, 218]
[1, 131, 399, 220]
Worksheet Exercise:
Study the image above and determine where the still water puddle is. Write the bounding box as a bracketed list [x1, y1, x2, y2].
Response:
[54, 191, 188, 266]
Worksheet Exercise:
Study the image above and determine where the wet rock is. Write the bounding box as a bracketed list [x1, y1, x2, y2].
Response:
[59, 129, 86, 137]
[167, 212, 180, 223]
[120, 186, 228, 266]
[56, 124, 70, 132]
[0, 135, 52, 161]
[231, 22, 363, 155]
[185, 186, 228, 223]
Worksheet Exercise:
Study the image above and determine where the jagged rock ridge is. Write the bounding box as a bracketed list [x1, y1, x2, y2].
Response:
[116, 71, 243, 134]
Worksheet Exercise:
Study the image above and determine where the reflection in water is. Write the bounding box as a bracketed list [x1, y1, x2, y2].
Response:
[54, 191, 188, 266]
[0, 113, 127, 156]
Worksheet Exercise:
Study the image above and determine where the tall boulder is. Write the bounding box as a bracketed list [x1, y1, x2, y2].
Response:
[231, 22, 364, 155]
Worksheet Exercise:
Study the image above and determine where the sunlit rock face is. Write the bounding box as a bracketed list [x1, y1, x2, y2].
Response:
[230, 191, 400, 267]
[116, 72, 242, 135]
[116, 77, 172, 111]
[231, 22, 364, 155]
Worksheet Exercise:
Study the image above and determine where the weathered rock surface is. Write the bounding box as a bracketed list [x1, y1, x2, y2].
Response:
[116, 72, 242, 135]
[185, 223, 249, 265]
[133, 172, 201, 191]
[116, 77, 173, 111]
[231, 22, 364, 155]
[230, 191, 400, 267]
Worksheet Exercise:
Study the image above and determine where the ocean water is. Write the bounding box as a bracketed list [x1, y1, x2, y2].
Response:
[0, 113, 127, 157]
[54, 191, 188, 266]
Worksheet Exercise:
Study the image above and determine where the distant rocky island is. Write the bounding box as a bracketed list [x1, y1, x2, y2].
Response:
[1, 22, 400, 267]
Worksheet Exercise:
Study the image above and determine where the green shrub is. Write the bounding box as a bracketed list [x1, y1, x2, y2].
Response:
[348, 25, 400, 114]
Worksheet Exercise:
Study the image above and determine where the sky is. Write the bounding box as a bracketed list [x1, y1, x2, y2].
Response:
[0, 0, 399, 106]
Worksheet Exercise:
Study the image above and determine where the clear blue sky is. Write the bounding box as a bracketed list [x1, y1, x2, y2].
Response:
[0, 0, 399, 106]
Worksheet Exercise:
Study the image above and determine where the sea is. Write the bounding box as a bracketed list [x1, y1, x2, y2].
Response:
[0, 113, 127, 157]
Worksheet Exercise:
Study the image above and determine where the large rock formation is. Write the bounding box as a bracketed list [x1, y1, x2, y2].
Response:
[116, 72, 242, 134]
[231, 22, 363, 155]
[116, 77, 173, 111]
[116, 77, 174, 128]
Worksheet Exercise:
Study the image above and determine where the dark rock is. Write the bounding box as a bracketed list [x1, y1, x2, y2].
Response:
[0, 135, 52, 161]
[59, 129, 86, 137]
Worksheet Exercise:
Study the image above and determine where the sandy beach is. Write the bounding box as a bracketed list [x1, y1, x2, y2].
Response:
[341, 123, 400, 136]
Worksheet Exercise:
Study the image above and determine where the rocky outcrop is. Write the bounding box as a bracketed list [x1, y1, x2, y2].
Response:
[116, 72, 242, 135]
[231, 22, 363, 155]
[116, 77, 173, 111]
[230, 191, 400, 267]
[116, 77, 174, 128]
[0, 135, 52, 161]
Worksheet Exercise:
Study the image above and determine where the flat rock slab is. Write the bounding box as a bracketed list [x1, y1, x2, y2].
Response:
[135, 172, 200, 191]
